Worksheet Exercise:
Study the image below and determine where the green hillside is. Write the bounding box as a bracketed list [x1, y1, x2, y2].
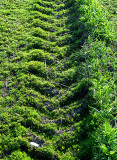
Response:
[0, 0, 117, 159]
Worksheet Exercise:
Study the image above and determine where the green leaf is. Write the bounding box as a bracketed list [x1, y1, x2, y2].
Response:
[110, 151, 116, 155]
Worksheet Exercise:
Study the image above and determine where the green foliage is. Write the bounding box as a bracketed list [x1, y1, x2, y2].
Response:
[77, 0, 116, 43]
[93, 123, 117, 160]
[0, 0, 116, 159]
[9, 150, 31, 160]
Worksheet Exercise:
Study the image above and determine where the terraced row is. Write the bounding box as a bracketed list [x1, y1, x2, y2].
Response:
[0, 0, 86, 159]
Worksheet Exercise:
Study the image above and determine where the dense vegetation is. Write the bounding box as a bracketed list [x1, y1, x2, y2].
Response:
[0, 0, 117, 159]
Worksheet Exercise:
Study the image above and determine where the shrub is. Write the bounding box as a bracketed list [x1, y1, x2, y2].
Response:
[9, 150, 31, 160]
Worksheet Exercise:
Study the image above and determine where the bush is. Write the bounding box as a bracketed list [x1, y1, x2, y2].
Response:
[9, 150, 31, 160]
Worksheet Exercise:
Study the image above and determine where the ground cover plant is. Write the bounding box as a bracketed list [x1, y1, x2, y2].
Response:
[0, 0, 117, 159]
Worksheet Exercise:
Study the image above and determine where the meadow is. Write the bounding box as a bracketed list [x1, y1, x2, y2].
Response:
[0, 0, 117, 159]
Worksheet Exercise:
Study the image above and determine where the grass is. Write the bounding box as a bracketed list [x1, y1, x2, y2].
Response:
[0, 0, 117, 159]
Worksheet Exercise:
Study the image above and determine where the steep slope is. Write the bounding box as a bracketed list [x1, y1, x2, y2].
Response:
[0, 0, 117, 160]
